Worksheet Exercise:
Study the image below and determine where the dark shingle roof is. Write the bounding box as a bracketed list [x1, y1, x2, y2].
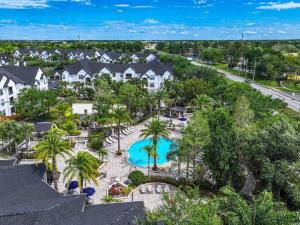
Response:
[0, 66, 40, 85]
[0, 163, 146, 225]
[64, 60, 173, 76]
[0, 159, 16, 167]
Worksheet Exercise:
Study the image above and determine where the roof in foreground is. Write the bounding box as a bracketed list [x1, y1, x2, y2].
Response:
[0, 162, 145, 225]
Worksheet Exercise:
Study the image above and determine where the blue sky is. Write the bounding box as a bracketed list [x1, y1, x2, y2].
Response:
[0, 0, 300, 40]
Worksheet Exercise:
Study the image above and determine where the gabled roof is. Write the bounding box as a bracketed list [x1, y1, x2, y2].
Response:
[64, 60, 173, 76]
[0, 66, 40, 86]
[0, 162, 146, 225]
[103, 52, 124, 60]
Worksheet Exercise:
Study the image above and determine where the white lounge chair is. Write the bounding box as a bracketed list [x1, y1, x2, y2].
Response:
[156, 185, 162, 194]
[140, 186, 147, 194]
[163, 185, 170, 193]
[147, 185, 153, 193]
[126, 128, 134, 133]
[122, 129, 130, 135]
[108, 136, 115, 142]
[123, 128, 132, 134]
[114, 134, 124, 139]
[106, 138, 114, 144]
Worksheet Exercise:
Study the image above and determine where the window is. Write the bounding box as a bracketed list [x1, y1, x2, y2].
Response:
[0, 89, 3, 95]
[150, 75, 155, 80]
[112, 73, 116, 78]
[150, 83, 155, 88]
[79, 75, 84, 79]
[120, 74, 124, 78]
[11, 107, 15, 114]
[8, 87, 13, 95]
[9, 97, 14, 105]
[125, 74, 132, 79]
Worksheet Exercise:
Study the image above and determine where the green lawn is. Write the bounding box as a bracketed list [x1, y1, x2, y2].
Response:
[279, 108, 300, 121]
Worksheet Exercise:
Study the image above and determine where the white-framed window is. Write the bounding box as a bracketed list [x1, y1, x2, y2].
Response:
[150, 75, 155, 80]
[149, 83, 155, 88]
[0, 89, 3, 95]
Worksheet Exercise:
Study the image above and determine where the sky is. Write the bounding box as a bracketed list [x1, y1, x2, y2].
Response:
[0, 0, 300, 40]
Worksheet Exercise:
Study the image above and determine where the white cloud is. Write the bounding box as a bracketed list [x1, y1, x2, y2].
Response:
[257, 1, 300, 10]
[115, 4, 130, 7]
[244, 30, 257, 34]
[0, 19, 16, 23]
[133, 5, 153, 8]
[0, 0, 48, 9]
[193, 0, 208, 5]
[0, 0, 91, 9]
[144, 19, 159, 24]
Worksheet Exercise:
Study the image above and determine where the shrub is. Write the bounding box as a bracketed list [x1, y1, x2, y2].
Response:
[128, 170, 149, 186]
[68, 129, 81, 136]
[89, 135, 103, 151]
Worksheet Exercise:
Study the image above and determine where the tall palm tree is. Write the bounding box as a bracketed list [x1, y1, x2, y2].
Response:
[63, 151, 100, 192]
[140, 119, 170, 171]
[191, 94, 216, 111]
[111, 106, 130, 156]
[155, 90, 167, 120]
[34, 126, 71, 191]
[141, 144, 155, 177]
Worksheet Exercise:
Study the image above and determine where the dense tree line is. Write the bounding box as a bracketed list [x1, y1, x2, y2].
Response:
[158, 41, 300, 81]
[0, 41, 144, 53]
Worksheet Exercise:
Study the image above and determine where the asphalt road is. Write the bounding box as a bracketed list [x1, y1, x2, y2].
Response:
[191, 61, 300, 112]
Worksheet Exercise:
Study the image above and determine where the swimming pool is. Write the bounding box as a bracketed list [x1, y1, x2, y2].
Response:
[128, 137, 177, 167]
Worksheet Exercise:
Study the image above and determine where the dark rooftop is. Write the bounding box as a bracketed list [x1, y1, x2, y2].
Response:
[0, 162, 145, 225]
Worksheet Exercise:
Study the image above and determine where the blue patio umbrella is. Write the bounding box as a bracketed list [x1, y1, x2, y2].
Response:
[68, 181, 79, 190]
[178, 117, 187, 121]
[83, 187, 96, 197]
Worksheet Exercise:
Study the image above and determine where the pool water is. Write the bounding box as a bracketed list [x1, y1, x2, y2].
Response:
[128, 137, 177, 167]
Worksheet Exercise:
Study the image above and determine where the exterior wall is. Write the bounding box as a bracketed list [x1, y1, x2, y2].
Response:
[0, 77, 18, 116]
[35, 68, 48, 90]
[62, 66, 173, 92]
[0, 68, 48, 116]
[62, 69, 91, 83]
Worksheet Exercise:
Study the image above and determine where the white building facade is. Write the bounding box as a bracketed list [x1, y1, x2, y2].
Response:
[60, 60, 173, 91]
[0, 66, 48, 116]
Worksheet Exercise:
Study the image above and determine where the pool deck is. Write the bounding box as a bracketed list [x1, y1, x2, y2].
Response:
[20, 115, 185, 210]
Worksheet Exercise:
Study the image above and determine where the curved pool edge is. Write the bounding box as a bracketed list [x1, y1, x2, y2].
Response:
[126, 137, 177, 168]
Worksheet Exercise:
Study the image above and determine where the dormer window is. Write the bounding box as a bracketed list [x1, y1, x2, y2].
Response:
[126, 74, 132, 79]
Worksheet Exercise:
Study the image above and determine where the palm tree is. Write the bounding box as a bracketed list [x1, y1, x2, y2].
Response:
[111, 106, 130, 156]
[140, 119, 170, 171]
[191, 94, 215, 111]
[63, 151, 100, 192]
[141, 145, 155, 177]
[155, 90, 167, 120]
[34, 126, 71, 191]
[96, 147, 107, 162]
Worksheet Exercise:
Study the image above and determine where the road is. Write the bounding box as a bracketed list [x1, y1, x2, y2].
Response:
[191, 61, 300, 112]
